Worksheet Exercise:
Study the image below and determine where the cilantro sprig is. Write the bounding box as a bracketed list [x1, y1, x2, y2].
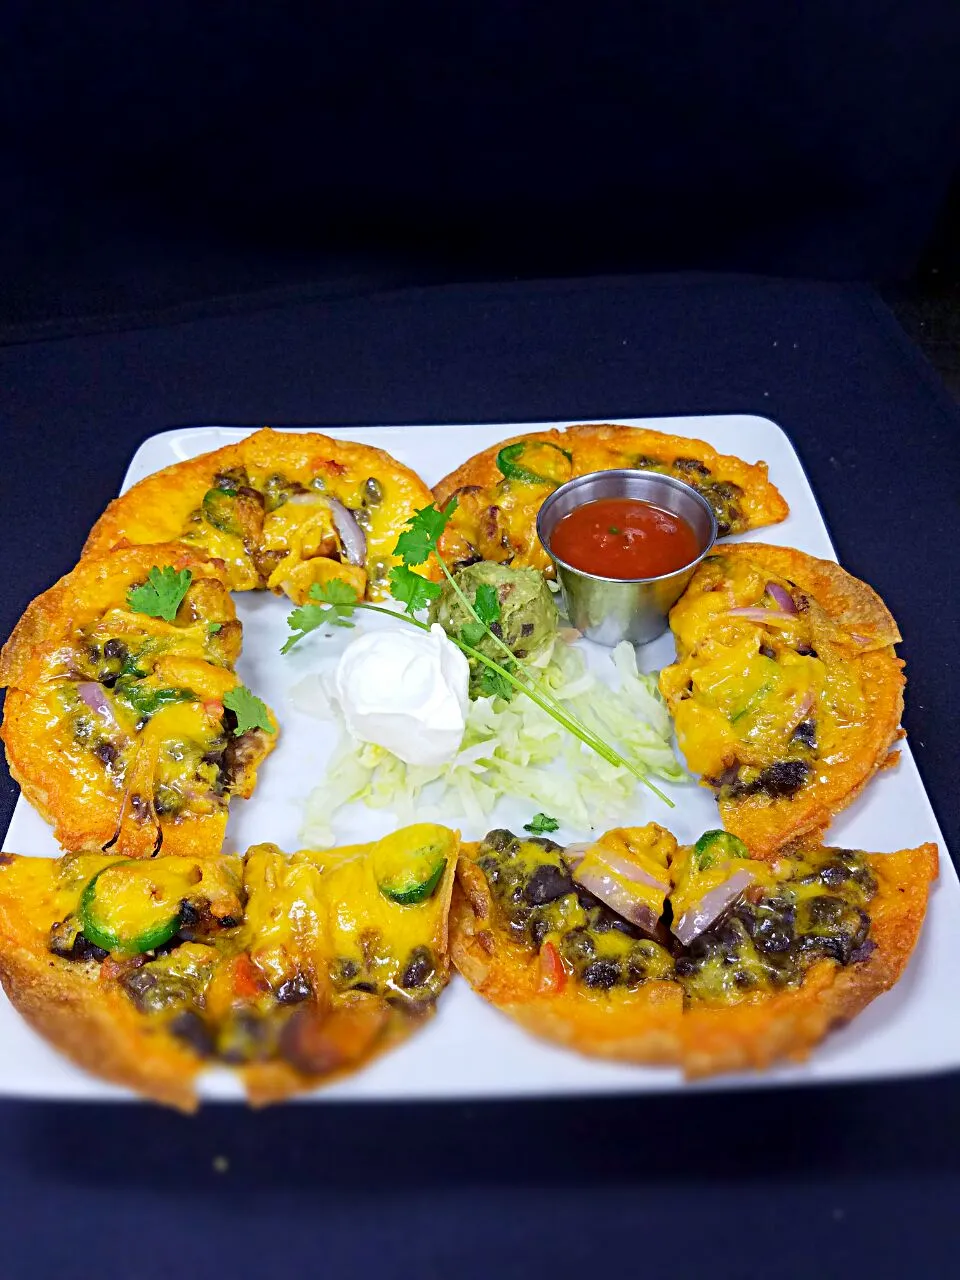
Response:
[280, 499, 671, 806]
[281, 580, 361, 654]
[223, 684, 275, 736]
[127, 566, 193, 623]
[524, 812, 560, 835]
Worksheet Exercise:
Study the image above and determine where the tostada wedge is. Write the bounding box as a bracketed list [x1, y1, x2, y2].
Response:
[658, 544, 904, 857]
[83, 427, 436, 603]
[0, 544, 276, 859]
[432, 422, 789, 574]
[0, 824, 459, 1109]
[450, 824, 936, 1078]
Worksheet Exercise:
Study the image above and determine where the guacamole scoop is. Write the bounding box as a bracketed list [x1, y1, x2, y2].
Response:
[429, 562, 558, 691]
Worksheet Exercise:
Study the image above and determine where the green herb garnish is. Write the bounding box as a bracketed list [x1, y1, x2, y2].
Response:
[127, 566, 192, 623]
[281, 580, 361, 653]
[223, 685, 275, 736]
[389, 563, 442, 614]
[523, 812, 560, 834]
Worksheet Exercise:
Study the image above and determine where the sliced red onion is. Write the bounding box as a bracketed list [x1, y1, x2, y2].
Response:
[78, 682, 119, 730]
[765, 582, 797, 615]
[566, 842, 668, 892]
[562, 842, 593, 866]
[326, 496, 367, 566]
[283, 493, 367, 566]
[573, 862, 661, 932]
[672, 869, 755, 945]
[726, 607, 796, 626]
[785, 690, 815, 734]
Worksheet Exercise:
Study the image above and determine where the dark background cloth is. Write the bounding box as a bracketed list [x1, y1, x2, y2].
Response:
[0, 274, 958, 1277]
[3, 0, 960, 339]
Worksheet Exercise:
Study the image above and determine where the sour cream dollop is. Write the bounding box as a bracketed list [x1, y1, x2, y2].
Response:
[334, 624, 470, 766]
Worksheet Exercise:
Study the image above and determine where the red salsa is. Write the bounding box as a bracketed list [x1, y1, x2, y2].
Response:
[549, 497, 701, 579]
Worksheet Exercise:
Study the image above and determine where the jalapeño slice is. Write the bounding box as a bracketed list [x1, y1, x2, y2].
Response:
[373, 825, 453, 905]
[202, 487, 242, 535]
[78, 861, 189, 954]
[495, 440, 573, 487]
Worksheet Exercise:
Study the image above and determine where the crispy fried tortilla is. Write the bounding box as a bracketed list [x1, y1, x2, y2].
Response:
[450, 826, 936, 1078]
[659, 544, 904, 857]
[0, 825, 459, 1109]
[432, 423, 789, 574]
[83, 427, 437, 603]
[0, 544, 276, 858]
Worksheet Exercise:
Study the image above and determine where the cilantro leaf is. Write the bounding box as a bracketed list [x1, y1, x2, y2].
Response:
[393, 499, 458, 567]
[281, 579, 360, 653]
[127, 566, 193, 623]
[477, 661, 516, 701]
[473, 582, 501, 628]
[459, 621, 486, 647]
[523, 812, 560, 835]
[223, 685, 275, 736]
[207, 623, 223, 636]
[389, 563, 442, 614]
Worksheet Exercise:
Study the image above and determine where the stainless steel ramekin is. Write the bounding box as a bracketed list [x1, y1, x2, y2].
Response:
[536, 469, 718, 646]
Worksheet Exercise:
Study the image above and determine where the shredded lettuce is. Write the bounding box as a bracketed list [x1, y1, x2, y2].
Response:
[299, 641, 686, 846]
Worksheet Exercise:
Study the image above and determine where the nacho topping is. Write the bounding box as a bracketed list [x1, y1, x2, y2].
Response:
[659, 551, 878, 824]
[471, 828, 879, 1006]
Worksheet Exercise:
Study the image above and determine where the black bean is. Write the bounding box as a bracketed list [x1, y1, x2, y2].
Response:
[122, 969, 158, 1005]
[490, 621, 503, 639]
[795, 644, 818, 657]
[674, 957, 697, 977]
[591, 907, 643, 938]
[529, 915, 552, 948]
[805, 895, 845, 928]
[583, 959, 621, 989]
[94, 741, 119, 767]
[523, 864, 574, 906]
[482, 829, 516, 854]
[792, 719, 817, 749]
[401, 946, 435, 989]
[214, 467, 248, 490]
[331, 958, 359, 983]
[819, 861, 850, 888]
[218, 915, 243, 930]
[521, 623, 534, 636]
[755, 759, 810, 798]
[753, 920, 793, 954]
[561, 929, 596, 965]
[169, 1010, 215, 1058]
[73, 934, 109, 963]
[363, 477, 384, 506]
[103, 639, 127, 662]
[759, 643, 776, 659]
[277, 973, 313, 1004]
[218, 1012, 273, 1063]
[849, 939, 877, 964]
[177, 900, 201, 930]
[351, 982, 378, 995]
[673, 456, 711, 478]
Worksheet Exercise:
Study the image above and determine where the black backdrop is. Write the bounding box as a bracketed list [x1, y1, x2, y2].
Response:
[3, 0, 960, 334]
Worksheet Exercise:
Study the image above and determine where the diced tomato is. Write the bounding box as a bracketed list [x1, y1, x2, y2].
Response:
[204, 700, 224, 720]
[311, 456, 347, 476]
[538, 941, 567, 995]
[99, 955, 144, 983]
[233, 952, 268, 999]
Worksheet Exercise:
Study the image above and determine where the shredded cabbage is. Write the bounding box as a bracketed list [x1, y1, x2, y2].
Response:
[299, 641, 686, 846]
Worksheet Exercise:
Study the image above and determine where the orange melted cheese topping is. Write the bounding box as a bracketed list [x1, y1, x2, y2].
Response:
[660, 555, 866, 784]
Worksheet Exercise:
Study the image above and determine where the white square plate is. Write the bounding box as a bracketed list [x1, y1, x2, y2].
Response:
[2, 416, 957, 1101]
